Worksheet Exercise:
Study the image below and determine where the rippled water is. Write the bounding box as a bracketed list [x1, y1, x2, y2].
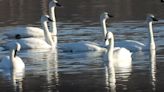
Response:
[0, 0, 164, 92]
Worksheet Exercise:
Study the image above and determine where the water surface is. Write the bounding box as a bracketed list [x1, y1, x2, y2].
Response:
[0, 0, 164, 92]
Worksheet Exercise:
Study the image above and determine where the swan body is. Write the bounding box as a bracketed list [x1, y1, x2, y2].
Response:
[103, 32, 132, 68]
[115, 40, 145, 52]
[2, 0, 61, 39]
[3, 15, 55, 49]
[4, 38, 52, 49]
[3, 27, 44, 39]
[0, 42, 25, 73]
[59, 41, 106, 52]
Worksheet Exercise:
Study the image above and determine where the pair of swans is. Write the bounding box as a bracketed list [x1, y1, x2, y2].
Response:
[4, 15, 55, 49]
[0, 42, 25, 74]
[2, 0, 60, 39]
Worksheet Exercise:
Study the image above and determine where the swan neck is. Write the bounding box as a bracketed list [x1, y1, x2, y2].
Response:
[148, 22, 155, 50]
[101, 19, 108, 46]
[10, 49, 15, 68]
[42, 21, 54, 46]
[101, 19, 107, 37]
[107, 35, 114, 64]
[49, 6, 57, 35]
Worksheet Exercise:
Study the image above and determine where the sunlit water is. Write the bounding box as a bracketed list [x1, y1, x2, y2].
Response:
[0, 0, 164, 92]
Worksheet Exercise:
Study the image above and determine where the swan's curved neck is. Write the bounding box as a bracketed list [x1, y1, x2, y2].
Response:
[42, 21, 54, 46]
[107, 35, 114, 65]
[101, 18, 108, 46]
[148, 22, 155, 50]
[49, 5, 57, 36]
[10, 49, 16, 69]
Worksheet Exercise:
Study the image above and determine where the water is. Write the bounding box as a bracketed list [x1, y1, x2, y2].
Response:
[0, 0, 164, 92]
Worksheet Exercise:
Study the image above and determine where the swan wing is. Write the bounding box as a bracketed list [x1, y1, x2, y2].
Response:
[115, 40, 145, 52]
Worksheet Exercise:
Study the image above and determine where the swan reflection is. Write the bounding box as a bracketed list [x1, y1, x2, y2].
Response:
[104, 64, 116, 92]
[0, 68, 25, 92]
[104, 56, 132, 92]
[22, 48, 59, 92]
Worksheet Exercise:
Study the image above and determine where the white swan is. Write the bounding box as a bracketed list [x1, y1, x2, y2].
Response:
[4, 15, 55, 49]
[103, 31, 132, 68]
[2, 0, 61, 39]
[0, 42, 25, 73]
[114, 14, 158, 52]
[59, 12, 113, 52]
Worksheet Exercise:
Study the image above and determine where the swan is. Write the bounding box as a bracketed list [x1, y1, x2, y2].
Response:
[59, 12, 113, 52]
[4, 15, 55, 49]
[103, 31, 132, 68]
[2, 0, 61, 39]
[0, 42, 25, 73]
[114, 14, 158, 52]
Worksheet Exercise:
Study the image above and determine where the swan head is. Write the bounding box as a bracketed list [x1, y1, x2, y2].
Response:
[41, 15, 53, 23]
[146, 14, 158, 23]
[105, 31, 113, 41]
[15, 34, 21, 39]
[49, 0, 62, 8]
[100, 12, 113, 21]
[8, 42, 21, 57]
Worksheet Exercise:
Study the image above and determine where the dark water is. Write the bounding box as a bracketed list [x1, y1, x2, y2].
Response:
[0, 0, 164, 92]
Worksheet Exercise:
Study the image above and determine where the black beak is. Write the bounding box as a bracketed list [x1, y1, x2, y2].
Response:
[56, 3, 62, 7]
[108, 14, 114, 18]
[14, 50, 17, 57]
[152, 17, 158, 21]
[48, 18, 53, 22]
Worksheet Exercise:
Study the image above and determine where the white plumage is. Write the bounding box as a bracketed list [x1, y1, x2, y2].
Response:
[103, 32, 132, 68]
[0, 42, 25, 73]
[4, 15, 55, 49]
[114, 14, 158, 52]
[59, 12, 113, 52]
